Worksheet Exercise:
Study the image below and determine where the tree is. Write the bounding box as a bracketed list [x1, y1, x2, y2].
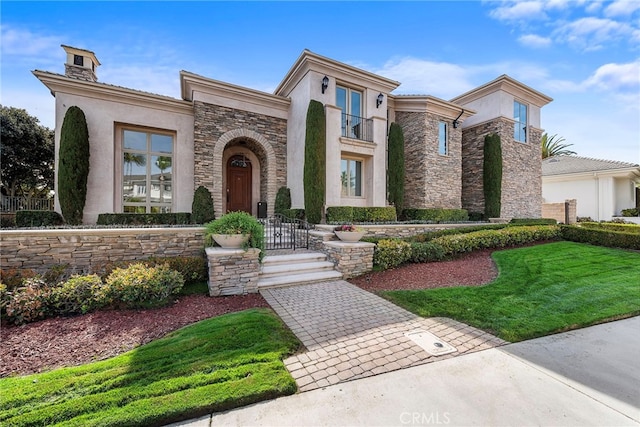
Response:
[58, 106, 90, 225]
[541, 133, 575, 159]
[0, 105, 54, 197]
[191, 185, 215, 224]
[483, 133, 502, 219]
[387, 122, 405, 218]
[303, 100, 326, 224]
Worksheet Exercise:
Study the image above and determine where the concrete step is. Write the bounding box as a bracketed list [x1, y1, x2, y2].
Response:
[260, 261, 336, 279]
[257, 270, 343, 289]
[262, 252, 327, 267]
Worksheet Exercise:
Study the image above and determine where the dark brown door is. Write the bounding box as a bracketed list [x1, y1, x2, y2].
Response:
[227, 155, 252, 214]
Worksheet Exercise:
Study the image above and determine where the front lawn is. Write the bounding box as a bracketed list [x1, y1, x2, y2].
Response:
[383, 242, 640, 342]
[0, 308, 300, 427]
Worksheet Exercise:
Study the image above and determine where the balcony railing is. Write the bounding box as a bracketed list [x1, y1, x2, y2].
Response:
[341, 113, 373, 142]
[1, 196, 54, 212]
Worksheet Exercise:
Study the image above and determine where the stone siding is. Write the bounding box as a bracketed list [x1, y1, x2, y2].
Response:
[542, 199, 577, 224]
[0, 228, 205, 273]
[461, 118, 542, 218]
[323, 241, 375, 279]
[193, 101, 287, 216]
[64, 64, 97, 82]
[205, 247, 260, 296]
[395, 112, 462, 210]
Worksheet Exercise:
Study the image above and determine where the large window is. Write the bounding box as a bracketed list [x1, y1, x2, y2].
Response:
[514, 100, 528, 143]
[122, 129, 173, 213]
[341, 158, 362, 197]
[336, 86, 364, 139]
[438, 121, 448, 155]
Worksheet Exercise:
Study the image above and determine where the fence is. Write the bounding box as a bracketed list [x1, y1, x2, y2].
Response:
[1, 196, 54, 212]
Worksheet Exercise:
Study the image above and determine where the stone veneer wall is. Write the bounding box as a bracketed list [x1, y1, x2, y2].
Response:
[395, 112, 462, 210]
[461, 118, 542, 218]
[205, 247, 260, 296]
[314, 223, 485, 240]
[323, 241, 375, 279]
[193, 101, 287, 216]
[64, 64, 97, 82]
[542, 199, 577, 224]
[0, 228, 205, 273]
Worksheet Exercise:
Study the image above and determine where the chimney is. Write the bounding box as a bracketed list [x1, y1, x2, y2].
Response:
[62, 45, 100, 82]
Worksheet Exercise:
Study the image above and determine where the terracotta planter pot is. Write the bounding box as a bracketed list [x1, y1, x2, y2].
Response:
[212, 234, 250, 249]
[334, 231, 365, 242]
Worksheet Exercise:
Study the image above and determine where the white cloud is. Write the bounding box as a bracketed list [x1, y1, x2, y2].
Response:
[100, 65, 182, 99]
[553, 17, 640, 50]
[0, 25, 62, 57]
[584, 60, 640, 92]
[604, 0, 640, 17]
[488, 1, 547, 21]
[518, 34, 552, 48]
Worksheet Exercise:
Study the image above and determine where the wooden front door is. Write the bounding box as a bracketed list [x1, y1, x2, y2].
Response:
[226, 155, 252, 214]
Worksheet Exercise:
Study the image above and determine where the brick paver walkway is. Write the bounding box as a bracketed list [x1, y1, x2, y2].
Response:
[261, 280, 507, 392]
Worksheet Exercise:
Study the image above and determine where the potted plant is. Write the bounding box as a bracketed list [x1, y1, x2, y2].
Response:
[204, 212, 265, 254]
[334, 224, 366, 242]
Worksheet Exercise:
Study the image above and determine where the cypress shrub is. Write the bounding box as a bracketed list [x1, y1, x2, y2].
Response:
[191, 186, 215, 224]
[274, 187, 292, 215]
[304, 100, 326, 224]
[58, 106, 90, 225]
[387, 122, 405, 217]
[483, 133, 502, 219]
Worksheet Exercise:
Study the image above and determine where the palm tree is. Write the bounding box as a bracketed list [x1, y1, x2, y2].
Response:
[541, 133, 576, 159]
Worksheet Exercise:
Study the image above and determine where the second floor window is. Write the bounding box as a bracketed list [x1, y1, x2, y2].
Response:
[337, 86, 365, 139]
[438, 121, 448, 155]
[514, 100, 527, 143]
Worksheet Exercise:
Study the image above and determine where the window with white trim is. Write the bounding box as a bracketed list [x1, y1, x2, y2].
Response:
[341, 158, 362, 197]
[438, 121, 448, 155]
[122, 128, 173, 213]
[514, 100, 527, 143]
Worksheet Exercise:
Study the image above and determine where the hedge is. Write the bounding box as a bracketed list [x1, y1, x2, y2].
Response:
[15, 210, 64, 227]
[96, 212, 192, 225]
[510, 218, 558, 225]
[326, 206, 397, 223]
[410, 224, 509, 242]
[560, 225, 640, 250]
[402, 208, 469, 223]
[279, 208, 305, 221]
[621, 208, 639, 217]
[373, 239, 412, 270]
[577, 222, 640, 234]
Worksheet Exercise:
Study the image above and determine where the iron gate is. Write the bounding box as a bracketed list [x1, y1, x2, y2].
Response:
[260, 214, 311, 250]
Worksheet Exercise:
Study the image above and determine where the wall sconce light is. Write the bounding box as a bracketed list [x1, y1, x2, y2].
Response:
[376, 93, 384, 108]
[321, 76, 329, 94]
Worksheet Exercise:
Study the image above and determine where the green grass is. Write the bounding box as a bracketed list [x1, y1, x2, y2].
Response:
[383, 242, 640, 342]
[0, 308, 300, 427]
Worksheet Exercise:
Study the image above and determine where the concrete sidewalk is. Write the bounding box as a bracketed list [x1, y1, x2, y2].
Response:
[173, 316, 640, 426]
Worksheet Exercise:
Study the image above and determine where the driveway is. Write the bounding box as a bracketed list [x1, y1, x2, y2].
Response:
[175, 316, 640, 426]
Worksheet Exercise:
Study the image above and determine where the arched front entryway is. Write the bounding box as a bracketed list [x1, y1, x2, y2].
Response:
[226, 155, 252, 214]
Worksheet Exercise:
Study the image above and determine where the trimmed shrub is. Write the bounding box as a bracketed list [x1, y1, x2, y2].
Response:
[146, 256, 207, 285]
[387, 122, 405, 217]
[621, 208, 639, 217]
[560, 225, 640, 250]
[275, 187, 292, 215]
[0, 268, 38, 290]
[402, 208, 469, 223]
[280, 208, 305, 221]
[96, 212, 191, 225]
[510, 218, 558, 225]
[4, 278, 53, 325]
[51, 274, 104, 315]
[353, 207, 397, 222]
[483, 133, 502, 219]
[15, 210, 63, 227]
[0, 214, 16, 228]
[326, 206, 354, 222]
[191, 186, 215, 224]
[101, 263, 185, 309]
[374, 239, 412, 270]
[58, 106, 90, 225]
[410, 224, 508, 243]
[468, 212, 485, 222]
[304, 100, 326, 224]
[432, 225, 560, 256]
[578, 222, 640, 234]
[409, 242, 446, 263]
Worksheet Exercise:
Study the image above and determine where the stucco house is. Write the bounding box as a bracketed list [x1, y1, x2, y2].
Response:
[542, 155, 640, 221]
[34, 45, 552, 224]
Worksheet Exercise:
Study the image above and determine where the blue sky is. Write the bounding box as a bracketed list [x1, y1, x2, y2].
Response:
[2, 0, 639, 163]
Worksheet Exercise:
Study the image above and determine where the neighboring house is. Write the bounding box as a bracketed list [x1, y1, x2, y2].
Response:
[34, 45, 552, 223]
[542, 156, 640, 221]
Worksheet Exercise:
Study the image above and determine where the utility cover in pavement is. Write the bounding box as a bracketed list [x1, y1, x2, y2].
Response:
[405, 330, 457, 356]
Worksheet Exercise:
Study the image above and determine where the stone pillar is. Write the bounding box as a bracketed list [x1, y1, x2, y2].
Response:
[309, 230, 336, 251]
[323, 241, 375, 279]
[205, 247, 261, 296]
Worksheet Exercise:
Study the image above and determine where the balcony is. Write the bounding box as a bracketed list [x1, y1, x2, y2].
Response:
[341, 113, 373, 142]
